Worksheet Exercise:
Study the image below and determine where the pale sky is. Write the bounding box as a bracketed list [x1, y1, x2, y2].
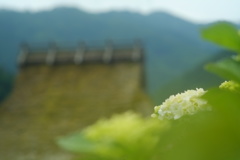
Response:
[0, 0, 239, 23]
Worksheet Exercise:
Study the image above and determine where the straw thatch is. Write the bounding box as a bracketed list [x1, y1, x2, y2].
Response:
[0, 62, 152, 160]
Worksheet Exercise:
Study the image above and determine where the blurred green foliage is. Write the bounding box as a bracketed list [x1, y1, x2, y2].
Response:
[202, 22, 240, 53]
[58, 112, 168, 160]
[206, 58, 240, 82]
[58, 22, 240, 160]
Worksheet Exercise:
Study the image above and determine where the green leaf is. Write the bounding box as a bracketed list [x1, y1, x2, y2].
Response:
[205, 58, 240, 83]
[201, 22, 240, 53]
[203, 88, 240, 109]
[202, 88, 240, 120]
[57, 133, 97, 153]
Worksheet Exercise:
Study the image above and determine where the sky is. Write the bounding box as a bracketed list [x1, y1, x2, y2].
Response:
[0, 0, 239, 23]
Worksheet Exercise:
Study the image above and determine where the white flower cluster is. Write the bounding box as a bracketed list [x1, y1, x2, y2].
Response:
[152, 88, 210, 120]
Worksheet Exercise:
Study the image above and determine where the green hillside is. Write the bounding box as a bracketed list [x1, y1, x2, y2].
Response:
[152, 50, 235, 104]
[0, 67, 13, 102]
[0, 7, 218, 94]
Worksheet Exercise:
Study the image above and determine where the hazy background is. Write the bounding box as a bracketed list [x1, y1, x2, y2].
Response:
[0, 1, 239, 160]
[0, 0, 240, 23]
[0, 0, 239, 102]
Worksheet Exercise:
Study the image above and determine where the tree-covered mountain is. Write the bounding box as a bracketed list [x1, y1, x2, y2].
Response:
[0, 67, 13, 103]
[0, 7, 218, 94]
[152, 50, 235, 104]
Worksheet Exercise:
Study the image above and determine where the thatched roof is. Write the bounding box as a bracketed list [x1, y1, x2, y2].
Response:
[0, 42, 152, 160]
[18, 40, 144, 66]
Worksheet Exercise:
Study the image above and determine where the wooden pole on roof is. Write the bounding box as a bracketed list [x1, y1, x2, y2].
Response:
[46, 42, 57, 65]
[132, 39, 142, 62]
[103, 40, 113, 63]
[18, 43, 29, 66]
[74, 41, 86, 65]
